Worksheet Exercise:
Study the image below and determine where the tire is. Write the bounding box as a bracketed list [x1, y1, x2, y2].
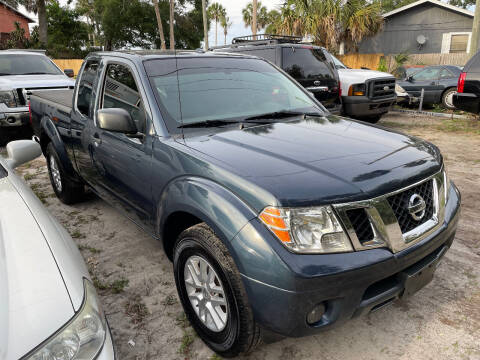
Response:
[442, 88, 457, 110]
[173, 223, 261, 358]
[46, 142, 85, 204]
[361, 114, 382, 123]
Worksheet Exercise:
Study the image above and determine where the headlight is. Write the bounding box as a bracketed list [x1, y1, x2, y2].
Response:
[348, 83, 366, 96]
[27, 279, 106, 360]
[0, 90, 18, 107]
[395, 83, 406, 93]
[259, 206, 353, 253]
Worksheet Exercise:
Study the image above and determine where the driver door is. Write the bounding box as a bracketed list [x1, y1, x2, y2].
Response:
[89, 60, 154, 230]
[403, 67, 442, 103]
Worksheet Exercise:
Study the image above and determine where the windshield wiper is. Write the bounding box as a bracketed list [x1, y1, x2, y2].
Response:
[244, 110, 324, 121]
[178, 119, 242, 128]
[20, 72, 51, 75]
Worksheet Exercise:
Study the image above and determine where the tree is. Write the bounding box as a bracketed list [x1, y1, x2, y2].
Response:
[220, 14, 231, 45]
[9, 0, 48, 44]
[265, 9, 280, 33]
[267, 0, 384, 53]
[45, 0, 89, 57]
[202, 0, 208, 49]
[169, 0, 175, 49]
[208, 2, 225, 46]
[379, 0, 416, 13]
[242, 1, 268, 34]
[153, 0, 167, 49]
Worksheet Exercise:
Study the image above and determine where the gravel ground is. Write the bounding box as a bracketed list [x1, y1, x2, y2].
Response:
[5, 113, 480, 360]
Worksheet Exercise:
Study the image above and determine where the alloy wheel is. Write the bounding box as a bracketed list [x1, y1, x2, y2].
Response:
[49, 155, 63, 192]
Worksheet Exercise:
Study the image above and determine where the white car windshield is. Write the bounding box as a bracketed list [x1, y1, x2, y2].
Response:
[0, 54, 63, 76]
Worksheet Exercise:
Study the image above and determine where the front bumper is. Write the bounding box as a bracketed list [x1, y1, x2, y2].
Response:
[0, 108, 30, 127]
[453, 93, 479, 114]
[232, 183, 461, 338]
[343, 95, 396, 117]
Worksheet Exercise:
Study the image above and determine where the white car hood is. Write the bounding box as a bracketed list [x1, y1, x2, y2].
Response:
[0, 176, 74, 360]
[338, 69, 395, 95]
[0, 74, 74, 91]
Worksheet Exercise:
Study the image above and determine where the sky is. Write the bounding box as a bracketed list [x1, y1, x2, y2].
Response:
[19, 0, 284, 48]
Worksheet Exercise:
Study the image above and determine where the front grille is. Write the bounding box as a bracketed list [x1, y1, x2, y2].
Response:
[369, 78, 396, 99]
[346, 208, 374, 244]
[387, 180, 435, 234]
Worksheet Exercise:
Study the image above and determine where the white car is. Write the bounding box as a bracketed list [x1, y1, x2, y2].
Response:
[0, 50, 75, 144]
[0, 140, 114, 360]
[329, 54, 397, 123]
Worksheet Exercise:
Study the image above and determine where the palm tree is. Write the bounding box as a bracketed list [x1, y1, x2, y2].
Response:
[252, 0, 257, 37]
[169, 0, 175, 50]
[207, 2, 226, 46]
[268, 0, 383, 52]
[220, 15, 231, 45]
[202, 0, 209, 50]
[152, 0, 166, 50]
[242, 1, 269, 35]
[11, 0, 48, 44]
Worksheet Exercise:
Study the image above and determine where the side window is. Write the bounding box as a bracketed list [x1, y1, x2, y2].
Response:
[101, 63, 146, 134]
[440, 68, 454, 79]
[77, 60, 100, 117]
[245, 49, 276, 63]
[412, 67, 441, 81]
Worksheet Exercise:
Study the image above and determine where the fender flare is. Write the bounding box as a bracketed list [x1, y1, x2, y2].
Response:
[157, 176, 258, 259]
[40, 116, 81, 182]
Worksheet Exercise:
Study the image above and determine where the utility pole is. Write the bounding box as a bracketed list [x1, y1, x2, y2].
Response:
[470, 0, 480, 56]
[252, 0, 257, 39]
[169, 0, 175, 50]
[202, 0, 209, 50]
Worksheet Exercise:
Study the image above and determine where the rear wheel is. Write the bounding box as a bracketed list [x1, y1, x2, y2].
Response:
[442, 88, 457, 110]
[173, 223, 261, 358]
[46, 142, 85, 204]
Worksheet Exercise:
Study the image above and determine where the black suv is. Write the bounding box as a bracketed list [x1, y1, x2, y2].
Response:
[453, 52, 480, 114]
[213, 34, 342, 114]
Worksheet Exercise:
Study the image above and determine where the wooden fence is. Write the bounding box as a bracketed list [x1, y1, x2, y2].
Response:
[338, 53, 384, 70]
[338, 52, 470, 71]
[53, 59, 84, 76]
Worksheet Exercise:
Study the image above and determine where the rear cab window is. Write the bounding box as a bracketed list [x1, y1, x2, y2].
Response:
[281, 47, 336, 81]
[76, 60, 100, 118]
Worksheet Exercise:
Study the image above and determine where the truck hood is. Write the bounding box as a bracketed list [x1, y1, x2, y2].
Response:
[337, 69, 395, 95]
[0, 74, 74, 91]
[0, 176, 74, 360]
[183, 115, 441, 208]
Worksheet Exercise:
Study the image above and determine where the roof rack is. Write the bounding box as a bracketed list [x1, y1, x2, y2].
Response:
[232, 34, 303, 44]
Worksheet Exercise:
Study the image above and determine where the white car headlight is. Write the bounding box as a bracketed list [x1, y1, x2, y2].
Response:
[259, 206, 353, 253]
[27, 279, 106, 360]
[0, 90, 18, 107]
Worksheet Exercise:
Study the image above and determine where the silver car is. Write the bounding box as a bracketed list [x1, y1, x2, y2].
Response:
[0, 140, 114, 360]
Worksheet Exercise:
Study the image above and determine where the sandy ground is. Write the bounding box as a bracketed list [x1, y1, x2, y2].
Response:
[5, 112, 480, 360]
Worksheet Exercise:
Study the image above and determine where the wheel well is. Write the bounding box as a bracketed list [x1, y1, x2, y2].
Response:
[162, 211, 203, 261]
[39, 132, 51, 155]
[442, 86, 456, 98]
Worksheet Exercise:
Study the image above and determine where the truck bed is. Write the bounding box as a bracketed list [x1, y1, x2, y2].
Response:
[30, 89, 74, 113]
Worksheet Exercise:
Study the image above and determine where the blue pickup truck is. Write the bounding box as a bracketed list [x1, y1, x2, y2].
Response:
[30, 50, 461, 357]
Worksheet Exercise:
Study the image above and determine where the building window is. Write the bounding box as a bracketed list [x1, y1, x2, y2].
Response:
[441, 32, 471, 54]
[450, 34, 469, 53]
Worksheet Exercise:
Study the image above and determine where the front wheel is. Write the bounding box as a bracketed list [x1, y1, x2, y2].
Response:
[46, 142, 85, 204]
[173, 223, 261, 358]
[442, 88, 457, 110]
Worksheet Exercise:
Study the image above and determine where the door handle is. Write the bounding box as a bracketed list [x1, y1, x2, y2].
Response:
[93, 132, 102, 146]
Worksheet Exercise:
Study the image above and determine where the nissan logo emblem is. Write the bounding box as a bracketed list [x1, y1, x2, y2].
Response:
[407, 194, 426, 221]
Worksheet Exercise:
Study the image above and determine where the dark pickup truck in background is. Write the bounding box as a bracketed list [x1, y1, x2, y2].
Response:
[30, 50, 461, 358]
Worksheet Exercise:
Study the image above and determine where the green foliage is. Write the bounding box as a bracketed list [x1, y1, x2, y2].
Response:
[242, 1, 269, 32]
[377, 56, 388, 72]
[447, 0, 475, 9]
[5, 22, 29, 49]
[45, 1, 90, 58]
[379, 0, 417, 13]
[392, 52, 410, 78]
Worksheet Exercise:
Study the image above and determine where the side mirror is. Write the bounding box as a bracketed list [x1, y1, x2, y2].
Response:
[406, 75, 413, 82]
[64, 69, 74, 78]
[6, 140, 42, 169]
[97, 108, 137, 134]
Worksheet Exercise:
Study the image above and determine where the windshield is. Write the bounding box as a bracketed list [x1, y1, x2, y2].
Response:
[146, 57, 323, 131]
[330, 55, 348, 69]
[0, 54, 63, 75]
